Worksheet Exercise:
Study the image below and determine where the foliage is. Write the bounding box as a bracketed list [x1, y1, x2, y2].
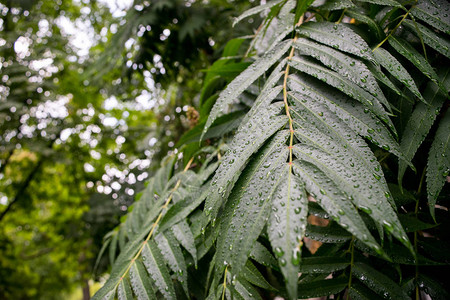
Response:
[0, 0, 254, 298]
[93, 0, 450, 299]
[1, 0, 449, 299]
[95, 0, 450, 299]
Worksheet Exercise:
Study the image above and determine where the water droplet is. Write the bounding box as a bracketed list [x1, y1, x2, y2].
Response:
[359, 206, 372, 214]
[382, 220, 394, 232]
[275, 247, 285, 257]
[292, 248, 301, 265]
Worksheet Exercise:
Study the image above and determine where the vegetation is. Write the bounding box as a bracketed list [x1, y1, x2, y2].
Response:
[1, 0, 449, 299]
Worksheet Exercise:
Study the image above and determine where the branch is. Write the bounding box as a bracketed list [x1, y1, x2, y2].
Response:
[0, 158, 44, 222]
[0, 148, 14, 175]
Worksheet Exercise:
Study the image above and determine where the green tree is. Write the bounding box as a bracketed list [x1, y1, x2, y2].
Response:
[94, 0, 450, 299]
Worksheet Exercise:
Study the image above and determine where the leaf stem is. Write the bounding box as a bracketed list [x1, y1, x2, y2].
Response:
[283, 15, 304, 161]
[221, 265, 228, 300]
[415, 167, 426, 300]
[335, 9, 347, 25]
[281, 15, 305, 255]
[372, 7, 412, 52]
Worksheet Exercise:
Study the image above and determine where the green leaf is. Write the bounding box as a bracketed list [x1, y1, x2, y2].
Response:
[215, 131, 289, 276]
[299, 256, 350, 274]
[398, 70, 450, 185]
[118, 278, 133, 300]
[411, 0, 450, 35]
[153, 155, 176, 196]
[232, 0, 285, 27]
[141, 241, 176, 299]
[296, 22, 376, 63]
[297, 277, 347, 298]
[289, 57, 394, 130]
[372, 47, 425, 103]
[202, 39, 292, 139]
[353, 262, 409, 299]
[294, 0, 315, 24]
[159, 186, 208, 232]
[241, 85, 284, 126]
[388, 36, 441, 88]
[293, 38, 390, 110]
[398, 214, 438, 232]
[346, 9, 385, 41]
[172, 220, 197, 266]
[197, 222, 220, 261]
[366, 62, 402, 96]
[129, 260, 157, 300]
[388, 183, 416, 208]
[378, 242, 444, 266]
[419, 238, 450, 264]
[293, 161, 381, 252]
[250, 241, 279, 270]
[418, 274, 450, 300]
[252, 12, 295, 55]
[306, 223, 352, 243]
[241, 260, 276, 291]
[228, 276, 262, 300]
[223, 38, 246, 57]
[177, 111, 244, 146]
[268, 166, 308, 300]
[93, 247, 141, 300]
[349, 281, 382, 300]
[204, 103, 288, 223]
[289, 92, 410, 249]
[288, 74, 401, 158]
[403, 19, 450, 58]
[205, 62, 252, 79]
[312, 0, 355, 11]
[103, 290, 116, 300]
[427, 110, 450, 219]
[94, 234, 111, 275]
[154, 231, 188, 295]
[308, 201, 330, 219]
[357, 0, 402, 6]
[110, 231, 118, 265]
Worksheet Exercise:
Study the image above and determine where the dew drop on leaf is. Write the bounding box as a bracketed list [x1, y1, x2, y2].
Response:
[275, 247, 285, 257]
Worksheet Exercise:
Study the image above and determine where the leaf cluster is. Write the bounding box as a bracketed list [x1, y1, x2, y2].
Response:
[94, 0, 450, 299]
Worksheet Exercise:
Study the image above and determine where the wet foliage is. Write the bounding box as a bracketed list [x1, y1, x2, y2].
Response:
[94, 0, 450, 299]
